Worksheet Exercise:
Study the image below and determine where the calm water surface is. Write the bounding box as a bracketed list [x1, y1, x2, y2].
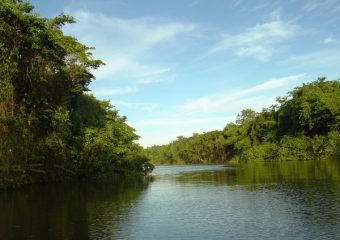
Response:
[1, 160, 340, 239]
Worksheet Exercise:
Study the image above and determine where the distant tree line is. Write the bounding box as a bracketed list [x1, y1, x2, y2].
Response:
[146, 78, 340, 164]
[0, 0, 153, 189]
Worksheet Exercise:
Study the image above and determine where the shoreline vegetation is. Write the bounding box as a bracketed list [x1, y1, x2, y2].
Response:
[146, 79, 340, 165]
[1, 1, 339, 189]
[0, 1, 153, 189]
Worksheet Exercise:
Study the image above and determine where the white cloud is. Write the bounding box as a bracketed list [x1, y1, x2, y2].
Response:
[133, 116, 235, 147]
[207, 20, 298, 61]
[92, 86, 138, 96]
[179, 74, 307, 114]
[236, 46, 272, 62]
[63, 10, 196, 83]
[303, 0, 340, 12]
[136, 78, 162, 84]
[281, 49, 340, 69]
[181, 95, 271, 114]
[136, 75, 176, 84]
[231, 0, 245, 8]
[323, 35, 337, 44]
[65, 11, 196, 52]
[134, 74, 306, 146]
[241, 74, 307, 94]
[94, 58, 171, 80]
[189, 0, 200, 7]
[111, 100, 158, 111]
[131, 117, 228, 127]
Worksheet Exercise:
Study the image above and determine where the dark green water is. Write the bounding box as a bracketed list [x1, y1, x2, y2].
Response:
[1, 160, 340, 239]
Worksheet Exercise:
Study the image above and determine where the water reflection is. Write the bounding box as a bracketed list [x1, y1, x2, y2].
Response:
[152, 161, 340, 239]
[0, 177, 149, 240]
[0, 161, 339, 239]
[169, 160, 340, 186]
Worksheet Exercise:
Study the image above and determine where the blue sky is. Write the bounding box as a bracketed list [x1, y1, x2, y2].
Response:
[30, 0, 340, 146]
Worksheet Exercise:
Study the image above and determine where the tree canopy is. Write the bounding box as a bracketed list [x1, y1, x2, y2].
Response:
[0, 0, 153, 189]
[146, 78, 340, 164]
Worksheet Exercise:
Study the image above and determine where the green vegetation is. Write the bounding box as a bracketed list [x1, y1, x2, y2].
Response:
[1, 1, 338, 189]
[0, 0, 153, 189]
[146, 78, 340, 164]
[146, 131, 226, 165]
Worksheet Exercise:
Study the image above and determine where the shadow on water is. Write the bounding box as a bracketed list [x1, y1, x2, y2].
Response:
[0, 177, 150, 240]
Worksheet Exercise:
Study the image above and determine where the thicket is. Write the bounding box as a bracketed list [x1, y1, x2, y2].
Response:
[146, 131, 226, 165]
[146, 78, 340, 164]
[0, 0, 153, 189]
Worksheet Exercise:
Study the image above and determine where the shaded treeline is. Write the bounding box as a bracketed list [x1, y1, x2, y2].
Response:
[146, 78, 340, 164]
[0, 0, 153, 189]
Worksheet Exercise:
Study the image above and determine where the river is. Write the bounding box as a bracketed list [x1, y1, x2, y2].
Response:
[1, 160, 339, 239]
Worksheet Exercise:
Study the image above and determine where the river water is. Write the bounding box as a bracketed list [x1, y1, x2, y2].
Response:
[1, 160, 339, 239]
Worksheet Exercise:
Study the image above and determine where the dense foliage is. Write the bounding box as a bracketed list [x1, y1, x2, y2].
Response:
[146, 78, 340, 164]
[0, 0, 153, 189]
[146, 131, 226, 165]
